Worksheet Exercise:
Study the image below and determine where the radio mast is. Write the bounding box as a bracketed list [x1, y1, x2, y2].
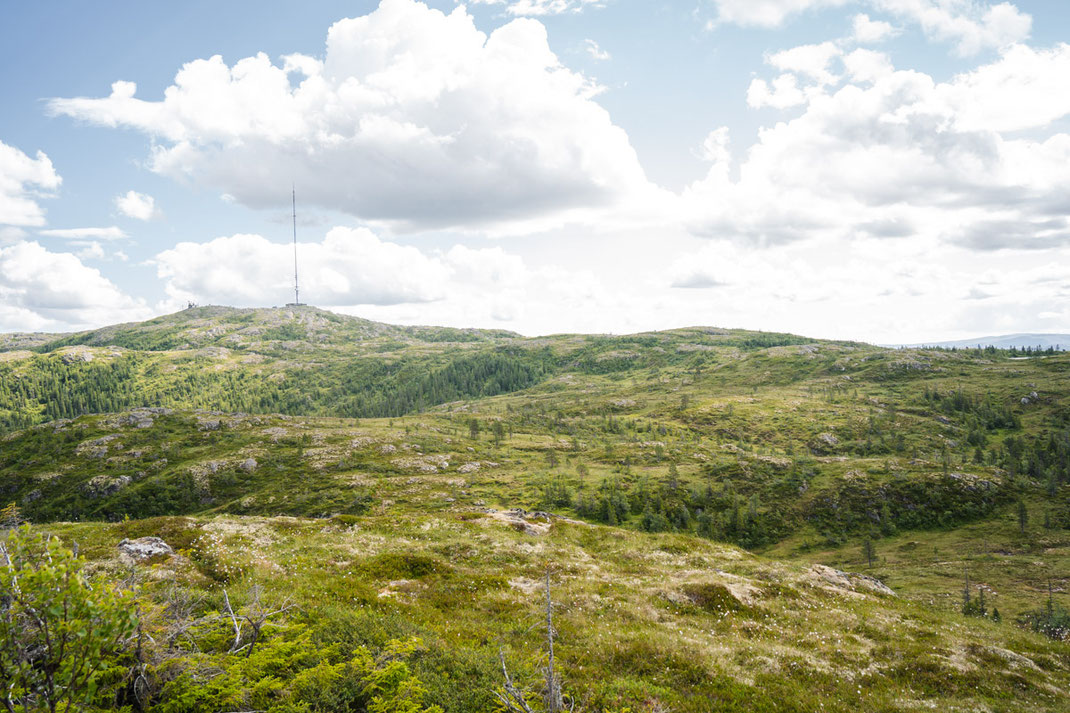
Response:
[290, 186, 301, 306]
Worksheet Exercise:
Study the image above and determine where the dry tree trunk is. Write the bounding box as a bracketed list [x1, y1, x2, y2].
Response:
[497, 564, 573, 713]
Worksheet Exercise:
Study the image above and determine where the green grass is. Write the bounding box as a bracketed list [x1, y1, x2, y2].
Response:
[2, 306, 1070, 710]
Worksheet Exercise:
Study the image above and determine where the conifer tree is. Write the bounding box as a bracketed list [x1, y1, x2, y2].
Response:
[862, 538, 876, 568]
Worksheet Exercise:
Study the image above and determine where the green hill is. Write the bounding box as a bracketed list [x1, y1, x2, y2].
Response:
[2, 306, 1068, 712]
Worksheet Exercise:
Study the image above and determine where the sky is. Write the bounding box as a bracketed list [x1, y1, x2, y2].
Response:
[1, 0, 1069, 343]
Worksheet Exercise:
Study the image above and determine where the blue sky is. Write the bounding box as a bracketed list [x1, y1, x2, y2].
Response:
[1, 0, 1069, 342]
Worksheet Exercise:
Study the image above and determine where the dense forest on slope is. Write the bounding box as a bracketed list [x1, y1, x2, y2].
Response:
[0, 347, 554, 429]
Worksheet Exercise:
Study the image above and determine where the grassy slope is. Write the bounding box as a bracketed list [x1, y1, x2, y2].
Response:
[43, 510, 1069, 713]
[2, 307, 1069, 710]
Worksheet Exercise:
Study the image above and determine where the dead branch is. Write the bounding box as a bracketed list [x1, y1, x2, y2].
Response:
[221, 586, 294, 657]
[496, 649, 536, 713]
[222, 588, 244, 654]
[496, 564, 574, 712]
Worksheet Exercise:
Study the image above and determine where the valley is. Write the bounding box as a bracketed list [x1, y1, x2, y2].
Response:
[2, 305, 1068, 712]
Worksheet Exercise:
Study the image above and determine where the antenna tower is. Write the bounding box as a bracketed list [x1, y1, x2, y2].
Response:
[290, 186, 301, 306]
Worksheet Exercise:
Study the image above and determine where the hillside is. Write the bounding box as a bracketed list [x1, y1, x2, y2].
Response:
[2, 306, 1069, 712]
[0, 305, 823, 430]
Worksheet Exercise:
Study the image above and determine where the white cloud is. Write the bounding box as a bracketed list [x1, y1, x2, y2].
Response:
[842, 48, 894, 82]
[663, 237, 1070, 343]
[747, 74, 809, 109]
[874, 0, 1031, 56]
[699, 127, 732, 164]
[0, 140, 61, 227]
[0, 241, 149, 331]
[151, 225, 652, 335]
[687, 45, 1070, 253]
[49, 0, 652, 234]
[851, 13, 898, 42]
[932, 42, 1070, 132]
[115, 190, 157, 220]
[39, 226, 127, 240]
[154, 227, 453, 307]
[768, 42, 842, 84]
[749, 44, 894, 104]
[584, 38, 610, 60]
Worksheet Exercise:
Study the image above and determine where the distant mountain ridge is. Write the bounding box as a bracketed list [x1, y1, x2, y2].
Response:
[896, 333, 1070, 350]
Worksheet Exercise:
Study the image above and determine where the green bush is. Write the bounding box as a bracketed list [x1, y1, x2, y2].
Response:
[0, 524, 138, 712]
[153, 628, 442, 713]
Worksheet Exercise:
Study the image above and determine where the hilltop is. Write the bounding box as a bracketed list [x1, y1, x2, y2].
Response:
[0, 305, 832, 430]
[2, 306, 1069, 711]
[31, 304, 522, 352]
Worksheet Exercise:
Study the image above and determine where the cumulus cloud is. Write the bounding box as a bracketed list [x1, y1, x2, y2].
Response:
[0, 241, 149, 331]
[747, 42, 844, 107]
[841, 48, 894, 82]
[686, 43, 1070, 252]
[932, 43, 1070, 132]
[115, 190, 157, 220]
[154, 228, 450, 307]
[747, 74, 808, 109]
[49, 0, 652, 233]
[150, 225, 649, 335]
[0, 140, 61, 227]
[875, 0, 1031, 56]
[851, 13, 898, 43]
[768, 42, 843, 84]
[39, 226, 127, 240]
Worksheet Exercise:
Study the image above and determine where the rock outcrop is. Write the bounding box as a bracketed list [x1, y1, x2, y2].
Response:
[808, 564, 896, 597]
[118, 536, 174, 561]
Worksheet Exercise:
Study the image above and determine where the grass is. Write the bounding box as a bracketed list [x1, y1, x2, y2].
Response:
[34, 508, 1069, 712]
[2, 306, 1069, 710]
